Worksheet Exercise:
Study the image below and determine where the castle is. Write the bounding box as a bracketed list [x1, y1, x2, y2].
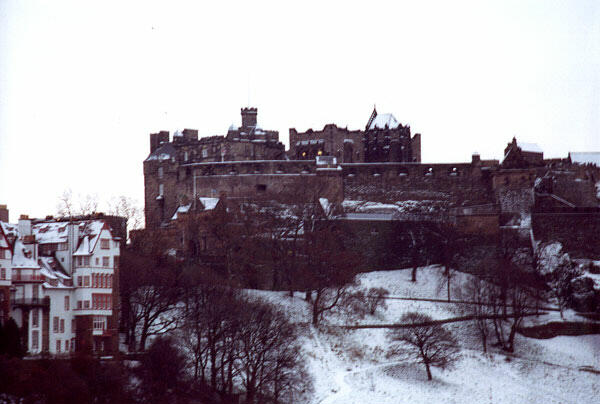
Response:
[143, 107, 600, 259]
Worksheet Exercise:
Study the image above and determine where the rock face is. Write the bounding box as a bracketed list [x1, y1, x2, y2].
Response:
[570, 276, 599, 312]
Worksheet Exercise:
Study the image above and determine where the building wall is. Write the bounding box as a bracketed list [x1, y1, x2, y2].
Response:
[532, 210, 600, 258]
[289, 125, 364, 162]
[341, 161, 493, 206]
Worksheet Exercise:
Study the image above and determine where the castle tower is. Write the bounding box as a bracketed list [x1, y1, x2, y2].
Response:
[241, 107, 258, 129]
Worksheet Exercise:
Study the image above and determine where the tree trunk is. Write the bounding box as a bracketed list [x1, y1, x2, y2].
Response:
[425, 362, 432, 381]
[445, 265, 451, 302]
[481, 331, 487, 353]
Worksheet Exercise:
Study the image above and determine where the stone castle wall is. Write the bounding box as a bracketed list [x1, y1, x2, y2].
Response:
[341, 162, 493, 206]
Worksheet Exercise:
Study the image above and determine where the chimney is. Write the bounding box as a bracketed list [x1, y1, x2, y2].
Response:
[241, 107, 257, 129]
[182, 129, 198, 142]
[0, 205, 8, 222]
[150, 131, 170, 153]
[18, 215, 32, 236]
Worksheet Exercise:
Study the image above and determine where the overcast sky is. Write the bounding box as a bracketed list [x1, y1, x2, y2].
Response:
[1, 0, 599, 222]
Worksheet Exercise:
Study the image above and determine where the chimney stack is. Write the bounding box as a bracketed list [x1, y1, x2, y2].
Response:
[18, 215, 32, 236]
[0, 205, 8, 222]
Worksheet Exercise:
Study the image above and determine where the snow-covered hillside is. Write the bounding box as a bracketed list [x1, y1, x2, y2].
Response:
[250, 266, 600, 404]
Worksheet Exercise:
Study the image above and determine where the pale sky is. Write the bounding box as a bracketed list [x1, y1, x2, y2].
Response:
[1, 0, 599, 222]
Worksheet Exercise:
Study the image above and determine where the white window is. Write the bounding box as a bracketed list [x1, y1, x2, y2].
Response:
[83, 256, 90, 266]
[53, 316, 59, 333]
[32, 309, 39, 327]
[64, 296, 70, 311]
[159, 184, 164, 196]
[32, 330, 39, 350]
[202, 148, 208, 158]
[184, 151, 189, 162]
[158, 166, 164, 179]
[93, 316, 106, 331]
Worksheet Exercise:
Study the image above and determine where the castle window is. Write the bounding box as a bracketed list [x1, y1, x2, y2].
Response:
[317, 150, 323, 156]
[449, 167, 459, 176]
[398, 167, 409, 176]
[425, 167, 434, 176]
[256, 184, 267, 192]
[158, 167, 163, 179]
[31, 330, 39, 350]
[184, 151, 189, 162]
[202, 148, 208, 158]
[159, 184, 164, 196]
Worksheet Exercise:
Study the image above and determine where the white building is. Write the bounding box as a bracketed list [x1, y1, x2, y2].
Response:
[0, 213, 120, 356]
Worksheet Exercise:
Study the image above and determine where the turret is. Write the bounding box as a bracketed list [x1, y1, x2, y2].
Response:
[241, 107, 258, 129]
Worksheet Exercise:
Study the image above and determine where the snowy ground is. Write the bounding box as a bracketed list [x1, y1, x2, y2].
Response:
[249, 266, 600, 404]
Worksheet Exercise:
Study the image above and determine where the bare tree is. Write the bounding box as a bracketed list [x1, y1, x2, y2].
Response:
[108, 195, 143, 234]
[78, 193, 99, 216]
[388, 312, 460, 381]
[302, 225, 361, 326]
[461, 276, 492, 353]
[366, 287, 389, 315]
[235, 297, 309, 404]
[121, 231, 181, 351]
[57, 188, 75, 218]
[536, 242, 581, 319]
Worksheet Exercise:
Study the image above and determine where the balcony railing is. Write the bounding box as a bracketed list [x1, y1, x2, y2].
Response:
[11, 297, 50, 307]
[12, 273, 44, 282]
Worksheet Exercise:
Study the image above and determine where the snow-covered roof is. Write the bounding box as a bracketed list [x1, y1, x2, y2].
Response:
[0, 221, 18, 240]
[368, 113, 400, 130]
[12, 240, 39, 268]
[319, 198, 332, 217]
[32, 222, 69, 244]
[517, 141, 543, 153]
[569, 152, 600, 166]
[199, 197, 219, 211]
[145, 143, 176, 161]
[171, 204, 191, 220]
[73, 235, 91, 256]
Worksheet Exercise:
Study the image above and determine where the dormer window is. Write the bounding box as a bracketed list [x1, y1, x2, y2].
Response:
[101, 239, 109, 249]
